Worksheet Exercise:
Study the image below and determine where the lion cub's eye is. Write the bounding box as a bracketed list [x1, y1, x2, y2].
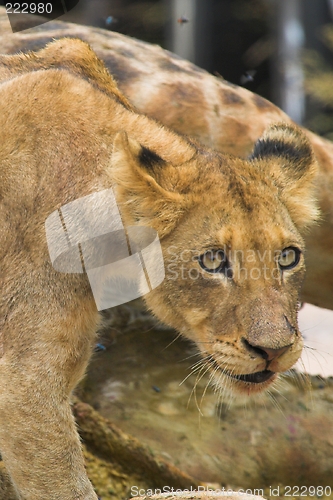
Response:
[278, 247, 301, 270]
[198, 250, 230, 275]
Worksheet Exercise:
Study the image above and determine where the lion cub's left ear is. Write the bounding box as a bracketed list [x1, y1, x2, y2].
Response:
[110, 131, 189, 237]
[250, 124, 320, 230]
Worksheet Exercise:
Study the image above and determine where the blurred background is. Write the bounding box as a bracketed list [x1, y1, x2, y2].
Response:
[60, 0, 333, 139]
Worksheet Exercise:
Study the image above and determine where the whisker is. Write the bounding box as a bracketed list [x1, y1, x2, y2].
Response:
[301, 344, 330, 377]
[180, 351, 203, 363]
[179, 354, 213, 386]
[162, 332, 183, 351]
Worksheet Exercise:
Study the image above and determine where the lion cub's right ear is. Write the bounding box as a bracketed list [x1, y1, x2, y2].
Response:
[110, 131, 189, 237]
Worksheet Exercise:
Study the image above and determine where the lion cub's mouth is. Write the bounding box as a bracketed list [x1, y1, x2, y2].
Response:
[207, 355, 277, 388]
[226, 370, 275, 384]
[223, 368, 278, 394]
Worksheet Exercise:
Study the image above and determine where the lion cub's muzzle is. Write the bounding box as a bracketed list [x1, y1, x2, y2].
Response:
[210, 313, 302, 394]
[232, 340, 294, 385]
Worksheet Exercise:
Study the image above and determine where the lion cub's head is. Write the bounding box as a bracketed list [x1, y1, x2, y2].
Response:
[111, 124, 319, 397]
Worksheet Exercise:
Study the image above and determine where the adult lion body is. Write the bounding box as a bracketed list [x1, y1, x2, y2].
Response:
[0, 39, 319, 499]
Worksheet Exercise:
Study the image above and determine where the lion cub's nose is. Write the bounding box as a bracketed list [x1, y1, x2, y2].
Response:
[243, 339, 291, 361]
[256, 345, 291, 361]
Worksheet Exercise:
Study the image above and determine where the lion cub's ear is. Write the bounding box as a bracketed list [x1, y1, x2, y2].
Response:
[250, 124, 320, 231]
[111, 131, 188, 237]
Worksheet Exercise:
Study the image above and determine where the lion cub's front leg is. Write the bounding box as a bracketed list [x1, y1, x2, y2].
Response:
[0, 272, 100, 500]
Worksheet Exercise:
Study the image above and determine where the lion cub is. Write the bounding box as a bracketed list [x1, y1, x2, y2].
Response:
[0, 39, 318, 499]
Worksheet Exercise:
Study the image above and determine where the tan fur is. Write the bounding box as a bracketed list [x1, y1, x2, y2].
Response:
[0, 40, 319, 499]
[1, 16, 333, 310]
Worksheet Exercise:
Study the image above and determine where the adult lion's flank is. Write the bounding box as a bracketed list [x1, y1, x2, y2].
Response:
[0, 39, 318, 499]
